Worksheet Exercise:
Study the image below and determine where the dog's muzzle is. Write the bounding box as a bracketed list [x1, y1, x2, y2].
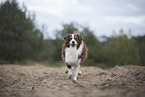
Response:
[71, 41, 76, 47]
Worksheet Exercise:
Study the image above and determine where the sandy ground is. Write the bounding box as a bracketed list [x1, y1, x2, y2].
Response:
[0, 64, 145, 97]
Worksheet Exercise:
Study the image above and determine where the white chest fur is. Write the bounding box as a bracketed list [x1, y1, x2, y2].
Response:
[65, 42, 83, 65]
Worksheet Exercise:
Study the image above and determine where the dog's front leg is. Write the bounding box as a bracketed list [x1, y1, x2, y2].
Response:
[66, 63, 72, 79]
[73, 65, 79, 80]
[65, 66, 68, 73]
[78, 65, 82, 75]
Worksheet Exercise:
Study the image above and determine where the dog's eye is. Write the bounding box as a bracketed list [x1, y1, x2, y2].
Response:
[74, 37, 77, 39]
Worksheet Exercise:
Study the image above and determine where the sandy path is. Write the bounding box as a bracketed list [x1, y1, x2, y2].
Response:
[0, 64, 145, 97]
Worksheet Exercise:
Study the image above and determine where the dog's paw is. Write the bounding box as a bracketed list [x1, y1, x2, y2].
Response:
[78, 71, 82, 75]
[68, 75, 72, 79]
[65, 70, 68, 73]
[73, 76, 77, 80]
[78, 72, 82, 75]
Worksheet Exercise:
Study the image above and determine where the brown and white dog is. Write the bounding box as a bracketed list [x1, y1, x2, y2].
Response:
[61, 34, 88, 80]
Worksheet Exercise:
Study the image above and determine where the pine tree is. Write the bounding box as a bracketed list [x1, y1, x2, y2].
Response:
[0, 0, 43, 62]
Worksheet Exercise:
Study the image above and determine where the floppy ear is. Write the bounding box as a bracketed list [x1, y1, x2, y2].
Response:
[77, 34, 84, 41]
[80, 35, 84, 40]
[64, 34, 70, 47]
[63, 35, 68, 42]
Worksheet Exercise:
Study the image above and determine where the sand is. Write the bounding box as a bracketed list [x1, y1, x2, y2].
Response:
[0, 64, 145, 97]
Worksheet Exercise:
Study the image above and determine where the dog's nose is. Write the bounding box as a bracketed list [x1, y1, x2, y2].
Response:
[72, 41, 75, 44]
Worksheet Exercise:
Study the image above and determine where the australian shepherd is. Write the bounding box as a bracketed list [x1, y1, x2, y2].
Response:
[61, 34, 88, 80]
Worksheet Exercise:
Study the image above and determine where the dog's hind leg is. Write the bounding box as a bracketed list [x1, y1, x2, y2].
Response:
[78, 65, 82, 75]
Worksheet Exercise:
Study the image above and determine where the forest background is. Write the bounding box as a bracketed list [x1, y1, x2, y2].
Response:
[0, 0, 145, 67]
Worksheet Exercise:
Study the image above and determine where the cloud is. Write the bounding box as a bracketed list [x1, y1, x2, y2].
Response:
[17, 0, 145, 37]
[127, 4, 138, 11]
[105, 16, 145, 26]
[29, 6, 65, 16]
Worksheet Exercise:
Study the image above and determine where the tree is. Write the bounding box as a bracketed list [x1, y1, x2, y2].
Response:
[0, 0, 43, 62]
[55, 22, 80, 39]
[105, 31, 140, 66]
[134, 35, 145, 66]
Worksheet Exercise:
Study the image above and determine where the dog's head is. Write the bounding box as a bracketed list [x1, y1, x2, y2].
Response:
[64, 34, 83, 47]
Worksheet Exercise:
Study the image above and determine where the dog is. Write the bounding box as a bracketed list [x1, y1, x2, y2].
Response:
[61, 34, 88, 80]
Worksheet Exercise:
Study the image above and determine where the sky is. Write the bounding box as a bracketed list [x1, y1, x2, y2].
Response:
[2, 0, 145, 38]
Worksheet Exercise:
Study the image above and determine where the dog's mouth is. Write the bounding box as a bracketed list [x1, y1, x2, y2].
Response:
[70, 41, 77, 47]
[71, 43, 76, 47]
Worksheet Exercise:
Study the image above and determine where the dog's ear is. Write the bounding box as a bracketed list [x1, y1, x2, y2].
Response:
[64, 35, 68, 42]
[64, 34, 70, 47]
[80, 35, 84, 40]
[77, 34, 84, 41]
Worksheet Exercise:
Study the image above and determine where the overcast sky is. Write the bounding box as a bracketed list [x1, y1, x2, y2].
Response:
[9, 0, 145, 38]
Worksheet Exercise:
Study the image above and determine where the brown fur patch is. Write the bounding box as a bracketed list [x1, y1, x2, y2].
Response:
[63, 34, 71, 47]
[75, 34, 83, 49]
[78, 43, 88, 64]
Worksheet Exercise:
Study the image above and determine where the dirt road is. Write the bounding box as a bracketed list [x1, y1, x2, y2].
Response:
[0, 64, 145, 97]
